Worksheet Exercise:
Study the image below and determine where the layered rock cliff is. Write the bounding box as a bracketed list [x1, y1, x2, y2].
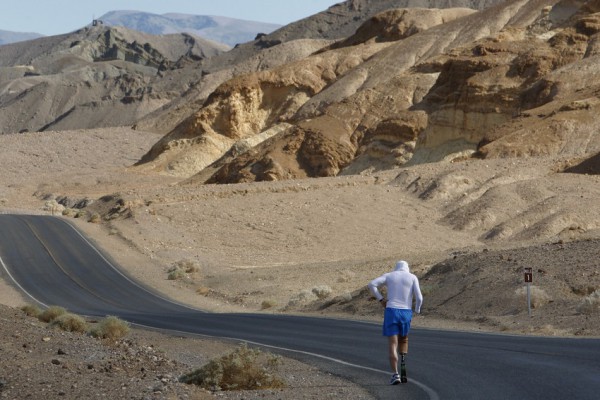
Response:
[139, 0, 600, 184]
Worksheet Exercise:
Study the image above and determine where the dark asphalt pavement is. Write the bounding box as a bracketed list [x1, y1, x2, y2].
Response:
[1, 214, 599, 399]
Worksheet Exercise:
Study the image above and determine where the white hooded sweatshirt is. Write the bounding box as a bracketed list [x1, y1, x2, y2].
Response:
[368, 260, 423, 313]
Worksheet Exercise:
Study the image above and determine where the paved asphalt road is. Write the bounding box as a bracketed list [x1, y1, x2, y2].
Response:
[1, 214, 599, 399]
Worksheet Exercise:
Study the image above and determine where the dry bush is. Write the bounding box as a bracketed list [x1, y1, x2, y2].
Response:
[261, 300, 277, 310]
[337, 270, 356, 283]
[62, 208, 75, 217]
[312, 285, 332, 299]
[88, 213, 101, 223]
[38, 306, 67, 323]
[514, 286, 551, 308]
[50, 313, 88, 333]
[20, 303, 42, 318]
[287, 289, 317, 307]
[577, 289, 600, 314]
[196, 286, 211, 296]
[43, 200, 65, 214]
[90, 316, 130, 340]
[167, 268, 187, 280]
[168, 260, 200, 280]
[175, 260, 200, 273]
[179, 343, 284, 391]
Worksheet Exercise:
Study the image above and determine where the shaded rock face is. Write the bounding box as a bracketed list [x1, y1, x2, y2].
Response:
[563, 151, 600, 174]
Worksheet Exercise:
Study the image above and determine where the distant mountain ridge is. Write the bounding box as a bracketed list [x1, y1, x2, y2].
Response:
[0, 29, 44, 45]
[98, 10, 282, 47]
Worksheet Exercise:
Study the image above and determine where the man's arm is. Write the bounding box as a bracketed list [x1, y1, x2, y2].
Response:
[412, 277, 423, 313]
[368, 275, 386, 302]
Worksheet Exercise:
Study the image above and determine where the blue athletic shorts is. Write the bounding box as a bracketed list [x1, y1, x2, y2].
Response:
[382, 308, 413, 337]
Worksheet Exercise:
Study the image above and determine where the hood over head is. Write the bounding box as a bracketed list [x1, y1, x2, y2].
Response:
[394, 260, 409, 272]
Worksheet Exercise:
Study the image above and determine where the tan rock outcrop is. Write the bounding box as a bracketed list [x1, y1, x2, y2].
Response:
[139, 0, 600, 184]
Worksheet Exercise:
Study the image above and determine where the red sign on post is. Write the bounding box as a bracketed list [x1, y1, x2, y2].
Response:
[524, 267, 533, 283]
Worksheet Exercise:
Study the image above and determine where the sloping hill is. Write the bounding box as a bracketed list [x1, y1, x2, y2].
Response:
[99, 10, 281, 47]
[264, 0, 501, 42]
[133, 0, 505, 136]
[0, 25, 228, 133]
[0, 29, 43, 45]
[136, 0, 600, 188]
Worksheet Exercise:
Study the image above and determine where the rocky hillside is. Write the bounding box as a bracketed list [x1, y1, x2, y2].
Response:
[261, 0, 501, 42]
[132, 1, 501, 136]
[135, 0, 600, 185]
[0, 29, 43, 45]
[98, 11, 281, 47]
[0, 25, 228, 134]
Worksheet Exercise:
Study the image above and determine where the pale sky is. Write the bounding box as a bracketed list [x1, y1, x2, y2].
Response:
[0, 0, 341, 35]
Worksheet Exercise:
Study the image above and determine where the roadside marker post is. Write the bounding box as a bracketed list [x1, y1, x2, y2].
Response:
[524, 267, 533, 317]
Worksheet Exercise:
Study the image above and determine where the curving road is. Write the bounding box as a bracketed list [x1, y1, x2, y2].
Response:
[1, 214, 599, 399]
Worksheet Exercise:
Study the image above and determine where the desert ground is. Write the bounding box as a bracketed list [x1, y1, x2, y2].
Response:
[1, 125, 599, 329]
[3, 1, 600, 398]
[0, 125, 599, 399]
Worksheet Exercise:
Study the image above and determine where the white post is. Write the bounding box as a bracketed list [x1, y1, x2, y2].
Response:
[526, 282, 531, 317]
[524, 267, 533, 317]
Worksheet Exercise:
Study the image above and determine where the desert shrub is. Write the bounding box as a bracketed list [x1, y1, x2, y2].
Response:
[38, 306, 67, 323]
[577, 289, 600, 314]
[74, 210, 87, 219]
[175, 260, 199, 273]
[261, 300, 277, 310]
[167, 268, 186, 280]
[337, 270, 356, 283]
[89, 316, 130, 340]
[312, 285, 332, 300]
[20, 303, 42, 317]
[168, 260, 200, 280]
[88, 213, 101, 223]
[62, 208, 75, 217]
[50, 313, 88, 333]
[196, 286, 211, 296]
[287, 289, 317, 307]
[43, 200, 65, 214]
[514, 286, 551, 308]
[179, 343, 284, 391]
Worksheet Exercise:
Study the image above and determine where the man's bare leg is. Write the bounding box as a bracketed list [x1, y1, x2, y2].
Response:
[388, 335, 399, 374]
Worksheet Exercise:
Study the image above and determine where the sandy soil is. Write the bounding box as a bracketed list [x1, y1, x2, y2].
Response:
[0, 126, 599, 398]
[1, 126, 599, 331]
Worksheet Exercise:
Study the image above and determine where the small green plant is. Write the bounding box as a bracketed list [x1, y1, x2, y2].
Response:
[89, 316, 130, 340]
[179, 343, 284, 391]
[38, 306, 67, 323]
[20, 303, 42, 318]
[167, 260, 200, 280]
[167, 268, 187, 280]
[50, 313, 88, 333]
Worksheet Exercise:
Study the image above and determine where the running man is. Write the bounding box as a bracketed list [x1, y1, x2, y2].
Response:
[368, 260, 423, 385]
